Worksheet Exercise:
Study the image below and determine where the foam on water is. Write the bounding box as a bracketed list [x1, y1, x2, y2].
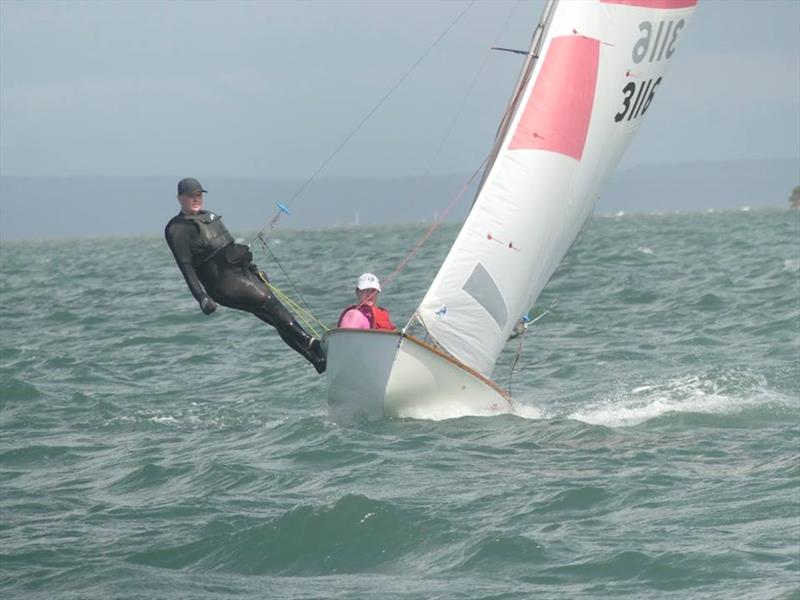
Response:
[510, 402, 545, 421]
[396, 400, 521, 422]
[569, 372, 795, 427]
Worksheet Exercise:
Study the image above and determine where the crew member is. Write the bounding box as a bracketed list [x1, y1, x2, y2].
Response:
[165, 177, 326, 373]
[338, 273, 396, 330]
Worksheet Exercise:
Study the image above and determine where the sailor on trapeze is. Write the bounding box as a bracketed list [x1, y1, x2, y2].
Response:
[165, 177, 326, 374]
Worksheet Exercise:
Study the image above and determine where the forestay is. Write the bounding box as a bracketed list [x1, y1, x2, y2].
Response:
[417, 0, 698, 377]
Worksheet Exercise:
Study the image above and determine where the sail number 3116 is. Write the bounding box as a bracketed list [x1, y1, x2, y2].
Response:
[614, 77, 661, 123]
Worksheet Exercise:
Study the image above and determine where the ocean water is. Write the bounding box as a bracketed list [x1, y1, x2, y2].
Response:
[1, 209, 798, 599]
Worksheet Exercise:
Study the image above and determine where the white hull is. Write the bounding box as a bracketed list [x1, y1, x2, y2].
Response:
[324, 329, 517, 422]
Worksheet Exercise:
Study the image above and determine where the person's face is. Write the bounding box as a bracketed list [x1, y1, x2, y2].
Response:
[357, 288, 378, 304]
[178, 191, 204, 215]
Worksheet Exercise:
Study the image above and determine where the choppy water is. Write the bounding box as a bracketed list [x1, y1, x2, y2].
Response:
[1, 209, 798, 599]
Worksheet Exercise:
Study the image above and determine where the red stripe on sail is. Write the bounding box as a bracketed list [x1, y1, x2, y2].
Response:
[509, 35, 599, 161]
[600, 0, 697, 8]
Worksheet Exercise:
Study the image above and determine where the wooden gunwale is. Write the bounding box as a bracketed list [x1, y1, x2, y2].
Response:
[325, 328, 512, 404]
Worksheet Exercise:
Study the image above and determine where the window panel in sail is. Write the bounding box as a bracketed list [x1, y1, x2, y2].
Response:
[462, 263, 508, 330]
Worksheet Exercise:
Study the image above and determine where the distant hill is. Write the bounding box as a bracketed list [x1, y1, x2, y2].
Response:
[789, 186, 800, 209]
[1, 158, 797, 240]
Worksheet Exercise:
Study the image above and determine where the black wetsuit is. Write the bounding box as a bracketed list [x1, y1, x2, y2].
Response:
[165, 210, 325, 373]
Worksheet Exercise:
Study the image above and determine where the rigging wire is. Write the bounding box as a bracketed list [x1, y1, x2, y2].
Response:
[246, 1, 477, 319]
[257, 241, 313, 318]
[381, 1, 524, 335]
[421, 0, 521, 176]
[379, 2, 529, 295]
[256, 149, 486, 336]
[249, 0, 476, 246]
[507, 300, 558, 395]
[255, 271, 327, 338]
[381, 153, 489, 291]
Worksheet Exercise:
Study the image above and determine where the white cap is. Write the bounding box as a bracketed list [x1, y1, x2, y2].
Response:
[356, 272, 381, 292]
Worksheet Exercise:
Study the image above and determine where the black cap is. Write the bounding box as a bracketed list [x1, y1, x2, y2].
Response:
[177, 177, 207, 195]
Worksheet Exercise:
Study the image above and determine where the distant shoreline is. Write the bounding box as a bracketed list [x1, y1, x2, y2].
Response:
[1, 205, 795, 245]
[1, 158, 797, 241]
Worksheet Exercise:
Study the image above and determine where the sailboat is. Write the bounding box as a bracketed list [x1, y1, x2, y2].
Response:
[323, 0, 698, 421]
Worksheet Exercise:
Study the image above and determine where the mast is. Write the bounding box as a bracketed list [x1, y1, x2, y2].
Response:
[474, 0, 559, 202]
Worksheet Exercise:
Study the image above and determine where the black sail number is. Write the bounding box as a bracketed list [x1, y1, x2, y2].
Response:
[640, 77, 662, 115]
[614, 77, 662, 123]
[614, 82, 636, 123]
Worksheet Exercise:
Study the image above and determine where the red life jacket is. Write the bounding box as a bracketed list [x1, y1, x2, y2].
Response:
[337, 304, 396, 330]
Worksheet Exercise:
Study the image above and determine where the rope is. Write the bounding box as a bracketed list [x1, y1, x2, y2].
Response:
[249, 0, 476, 246]
[507, 316, 530, 397]
[240, 1, 526, 332]
[256, 271, 328, 338]
[507, 301, 557, 394]
[245, 1, 478, 325]
[381, 154, 489, 291]
[251, 138, 488, 328]
[380, 2, 529, 291]
[256, 232, 314, 313]
[422, 0, 521, 176]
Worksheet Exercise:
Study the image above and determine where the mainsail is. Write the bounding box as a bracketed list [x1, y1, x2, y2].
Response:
[417, 0, 698, 377]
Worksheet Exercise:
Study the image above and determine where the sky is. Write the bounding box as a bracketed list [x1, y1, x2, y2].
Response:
[1, 0, 798, 181]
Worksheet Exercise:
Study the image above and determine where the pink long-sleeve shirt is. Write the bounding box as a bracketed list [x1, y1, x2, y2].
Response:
[339, 307, 371, 329]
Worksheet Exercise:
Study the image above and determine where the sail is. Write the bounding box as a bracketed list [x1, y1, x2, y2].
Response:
[417, 0, 698, 377]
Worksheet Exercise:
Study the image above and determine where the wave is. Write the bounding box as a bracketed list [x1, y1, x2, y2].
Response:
[381, 368, 796, 427]
[127, 494, 449, 576]
[0, 375, 42, 404]
[568, 372, 797, 428]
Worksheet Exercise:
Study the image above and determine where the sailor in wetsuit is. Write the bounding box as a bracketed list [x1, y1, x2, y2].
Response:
[165, 177, 326, 373]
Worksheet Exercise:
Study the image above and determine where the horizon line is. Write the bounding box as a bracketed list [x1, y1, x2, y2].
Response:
[1, 156, 798, 181]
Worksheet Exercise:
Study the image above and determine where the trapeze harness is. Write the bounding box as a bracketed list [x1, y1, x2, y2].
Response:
[183, 211, 239, 265]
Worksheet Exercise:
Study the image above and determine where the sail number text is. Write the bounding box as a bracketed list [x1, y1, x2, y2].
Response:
[632, 18, 685, 64]
[614, 18, 685, 123]
[614, 77, 661, 123]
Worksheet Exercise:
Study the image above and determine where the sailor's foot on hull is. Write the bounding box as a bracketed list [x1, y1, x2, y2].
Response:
[308, 338, 327, 374]
[279, 320, 327, 374]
